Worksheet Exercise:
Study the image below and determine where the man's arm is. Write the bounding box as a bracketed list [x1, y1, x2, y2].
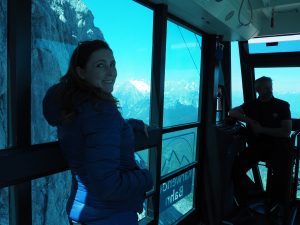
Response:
[228, 106, 255, 124]
[255, 119, 292, 138]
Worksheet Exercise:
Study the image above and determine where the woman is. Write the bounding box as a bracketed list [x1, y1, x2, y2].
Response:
[43, 40, 153, 225]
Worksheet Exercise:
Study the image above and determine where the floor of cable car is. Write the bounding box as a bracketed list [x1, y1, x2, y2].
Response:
[222, 197, 300, 225]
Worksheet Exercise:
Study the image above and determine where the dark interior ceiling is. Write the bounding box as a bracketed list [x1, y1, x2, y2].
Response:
[148, 0, 300, 41]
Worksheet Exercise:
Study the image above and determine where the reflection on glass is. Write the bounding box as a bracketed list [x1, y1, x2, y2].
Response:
[255, 67, 300, 118]
[161, 128, 197, 176]
[0, 188, 9, 225]
[83, 0, 153, 124]
[0, 0, 7, 149]
[159, 169, 195, 224]
[32, 171, 71, 225]
[231, 42, 244, 108]
[163, 21, 201, 127]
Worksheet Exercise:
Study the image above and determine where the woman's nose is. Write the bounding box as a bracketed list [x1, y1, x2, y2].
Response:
[106, 67, 116, 77]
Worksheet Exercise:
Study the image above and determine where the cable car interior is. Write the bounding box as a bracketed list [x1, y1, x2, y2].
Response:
[1, 0, 300, 224]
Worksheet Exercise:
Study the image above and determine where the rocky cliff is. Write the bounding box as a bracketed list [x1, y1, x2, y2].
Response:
[31, 1, 104, 224]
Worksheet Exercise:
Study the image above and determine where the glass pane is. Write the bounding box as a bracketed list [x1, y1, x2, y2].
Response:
[159, 169, 195, 224]
[246, 170, 255, 183]
[161, 128, 197, 176]
[0, 0, 7, 149]
[163, 21, 202, 127]
[258, 162, 268, 191]
[32, 1, 152, 144]
[135, 149, 150, 170]
[254, 67, 300, 118]
[135, 149, 150, 221]
[249, 34, 300, 54]
[0, 187, 9, 225]
[231, 42, 244, 108]
[83, 0, 153, 124]
[31, 1, 81, 144]
[32, 171, 71, 225]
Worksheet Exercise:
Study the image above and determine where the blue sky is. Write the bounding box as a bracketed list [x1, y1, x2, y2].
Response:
[83, 0, 153, 82]
[82, 0, 201, 82]
[83, 0, 300, 117]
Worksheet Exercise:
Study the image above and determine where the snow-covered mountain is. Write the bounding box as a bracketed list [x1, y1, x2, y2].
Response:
[113, 79, 199, 126]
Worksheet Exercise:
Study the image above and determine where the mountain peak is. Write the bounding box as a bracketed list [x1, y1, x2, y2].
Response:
[129, 80, 150, 93]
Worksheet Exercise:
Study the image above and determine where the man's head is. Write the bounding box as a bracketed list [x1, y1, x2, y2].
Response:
[255, 76, 273, 101]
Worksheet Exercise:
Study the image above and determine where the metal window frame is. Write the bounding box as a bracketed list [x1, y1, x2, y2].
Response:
[7, 0, 32, 224]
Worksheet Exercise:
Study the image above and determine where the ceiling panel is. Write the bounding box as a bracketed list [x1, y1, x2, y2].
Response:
[148, 0, 300, 40]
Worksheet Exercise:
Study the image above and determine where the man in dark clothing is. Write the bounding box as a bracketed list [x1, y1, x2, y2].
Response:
[229, 76, 292, 224]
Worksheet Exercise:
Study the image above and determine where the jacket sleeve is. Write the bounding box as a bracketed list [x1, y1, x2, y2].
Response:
[81, 107, 153, 201]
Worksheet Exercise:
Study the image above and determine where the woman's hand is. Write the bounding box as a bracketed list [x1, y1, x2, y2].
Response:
[144, 124, 149, 138]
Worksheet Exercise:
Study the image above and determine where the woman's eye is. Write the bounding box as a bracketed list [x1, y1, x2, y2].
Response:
[97, 63, 105, 68]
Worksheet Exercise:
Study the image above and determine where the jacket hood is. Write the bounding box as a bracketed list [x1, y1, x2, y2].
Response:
[43, 83, 64, 127]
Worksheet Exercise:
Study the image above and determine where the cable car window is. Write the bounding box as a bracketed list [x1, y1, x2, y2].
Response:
[231, 42, 244, 108]
[248, 34, 300, 54]
[31, 1, 153, 224]
[32, 171, 71, 225]
[161, 128, 197, 176]
[255, 67, 300, 118]
[159, 168, 195, 224]
[0, 187, 9, 225]
[31, 0, 153, 144]
[0, 0, 7, 150]
[135, 149, 150, 221]
[83, 0, 153, 124]
[255, 68, 300, 201]
[163, 21, 202, 127]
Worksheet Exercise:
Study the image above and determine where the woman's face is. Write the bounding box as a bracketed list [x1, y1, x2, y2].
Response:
[78, 49, 117, 93]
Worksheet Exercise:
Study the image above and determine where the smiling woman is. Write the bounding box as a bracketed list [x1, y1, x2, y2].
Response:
[42, 40, 153, 225]
[30, 1, 154, 224]
[75, 47, 117, 93]
[82, 0, 153, 123]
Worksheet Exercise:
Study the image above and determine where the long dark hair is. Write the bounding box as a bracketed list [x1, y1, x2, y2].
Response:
[58, 40, 118, 121]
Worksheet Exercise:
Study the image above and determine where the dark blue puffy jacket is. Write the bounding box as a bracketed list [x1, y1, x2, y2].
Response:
[43, 84, 153, 223]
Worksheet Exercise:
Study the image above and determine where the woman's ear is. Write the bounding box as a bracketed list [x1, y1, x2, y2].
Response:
[76, 66, 85, 80]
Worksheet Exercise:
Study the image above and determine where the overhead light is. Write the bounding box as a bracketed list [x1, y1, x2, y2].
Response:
[266, 42, 278, 46]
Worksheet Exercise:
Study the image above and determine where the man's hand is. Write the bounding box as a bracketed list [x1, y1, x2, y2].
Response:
[249, 120, 263, 135]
